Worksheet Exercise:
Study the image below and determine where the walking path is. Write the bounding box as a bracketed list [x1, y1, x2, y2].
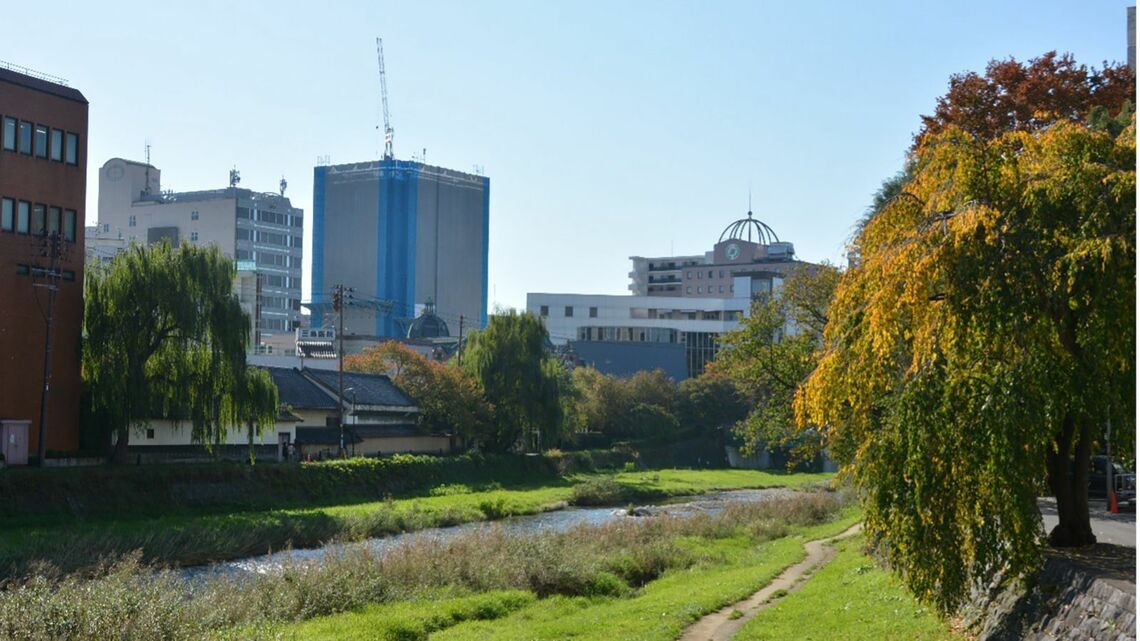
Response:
[678, 522, 864, 641]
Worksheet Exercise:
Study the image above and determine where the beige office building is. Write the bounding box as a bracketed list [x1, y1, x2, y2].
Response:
[97, 158, 304, 349]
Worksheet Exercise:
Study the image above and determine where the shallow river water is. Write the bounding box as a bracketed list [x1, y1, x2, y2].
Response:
[178, 488, 795, 583]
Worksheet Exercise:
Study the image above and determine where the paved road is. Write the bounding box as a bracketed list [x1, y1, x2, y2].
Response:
[1039, 498, 1136, 547]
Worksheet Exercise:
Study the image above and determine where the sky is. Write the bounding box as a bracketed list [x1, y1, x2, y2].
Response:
[3, 1, 1132, 314]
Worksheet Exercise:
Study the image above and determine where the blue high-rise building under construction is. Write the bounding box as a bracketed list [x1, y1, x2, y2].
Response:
[310, 159, 489, 338]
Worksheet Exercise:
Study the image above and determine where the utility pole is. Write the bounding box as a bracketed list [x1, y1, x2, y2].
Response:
[33, 231, 64, 467]
[457, 315, 464, 366]
[332, 284, 354, 457]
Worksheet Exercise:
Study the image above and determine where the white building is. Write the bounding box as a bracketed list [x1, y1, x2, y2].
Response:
[96, 158, 304, 351]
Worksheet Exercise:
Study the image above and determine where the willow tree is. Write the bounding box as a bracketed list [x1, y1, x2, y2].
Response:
[462, 310, 563, 452]
[797, 117, 1135, 610]
[83, 242, 278, 463]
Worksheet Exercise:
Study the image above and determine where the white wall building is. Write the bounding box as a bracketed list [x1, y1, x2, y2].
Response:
[97, 158, 304, 351]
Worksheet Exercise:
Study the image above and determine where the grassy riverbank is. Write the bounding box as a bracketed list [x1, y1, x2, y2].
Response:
[0, 467, 830, 575]
[735, 534, 960, 641]
[0, 489, 853, 641]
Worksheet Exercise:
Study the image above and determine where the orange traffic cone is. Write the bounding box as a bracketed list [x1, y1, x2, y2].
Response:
[1109, 490, 1119, 514]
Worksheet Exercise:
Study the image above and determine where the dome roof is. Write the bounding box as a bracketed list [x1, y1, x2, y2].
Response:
[719, 210, 780, 245]
[407, 299, 450, 339]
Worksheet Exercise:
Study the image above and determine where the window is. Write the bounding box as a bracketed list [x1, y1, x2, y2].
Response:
[62, 270, 75, 281]
[236, 228, 250, 240]
[697, 271, 702, 279]
[146, 429, 155, 440]
[190, 231, 199, 242]
[2, 117, 15, 151]
[719, 270, 724, 278]
[128, 214, 136, 227]
[686, 271, 692, 279]
[719, 285, 724, 293]
[708, 270, 713, 278]
[64, 132, 78, 165]
[237, 207, 250, 219]
[540, 305, 549, 316]
[50, 129, 63, 161]
[697, 286, 703, 294]
[589, 306, 598, 318]
[31, 204, 45, 235]
[1, 198, 12, 231]
[730, 285, 734, 293]
[565, 306, 574, 317]
[34, 125, 48, 158]
[191, 210, 199, 220]
[15, 264, 29, 276]
[63, 210, 76, 242]
[102, 223, 109, 232]
[292, 215, 303, 228]
[686, 286, 692, 294]
[292, 235, 302, 248]
[17, 201, 29, 233]
[235, 249, 251, 260]
[48, 207, 61, 236]
[18, 121, 32, 154]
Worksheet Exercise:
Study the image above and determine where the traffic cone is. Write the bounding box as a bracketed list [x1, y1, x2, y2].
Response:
[1109, 490, 1119, 514]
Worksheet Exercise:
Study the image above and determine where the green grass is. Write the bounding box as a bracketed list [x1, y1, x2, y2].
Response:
[249, 590, 536, 641]
[735, 534, 960, 641]
[287, 508, 861, 641]
[0, 468, 829, 574]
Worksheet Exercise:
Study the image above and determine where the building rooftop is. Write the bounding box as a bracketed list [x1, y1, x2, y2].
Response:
[303, 368, 417, 409]
[264, 367, 338, 410]
[0, 63, 87, 104]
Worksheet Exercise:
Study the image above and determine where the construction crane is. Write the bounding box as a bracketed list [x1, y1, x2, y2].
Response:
[376, 37, 394, 160]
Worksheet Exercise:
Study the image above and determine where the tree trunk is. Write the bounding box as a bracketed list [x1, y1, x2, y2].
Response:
[111, 426, 130, 465]
[1045, 413, 1096, 547]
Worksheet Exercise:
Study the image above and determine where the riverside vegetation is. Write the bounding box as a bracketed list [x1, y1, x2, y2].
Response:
[0, 453, 828, 576]
[0, 490, 860, 641]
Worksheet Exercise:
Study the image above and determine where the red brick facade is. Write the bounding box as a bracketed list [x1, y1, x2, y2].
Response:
[0, 69, 88, 456]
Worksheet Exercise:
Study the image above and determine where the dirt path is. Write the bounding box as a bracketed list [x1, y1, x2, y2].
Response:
[677, 522, 864, 641]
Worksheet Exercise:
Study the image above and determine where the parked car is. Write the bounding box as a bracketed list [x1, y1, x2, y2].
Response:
[1088, 455, 1136, 510]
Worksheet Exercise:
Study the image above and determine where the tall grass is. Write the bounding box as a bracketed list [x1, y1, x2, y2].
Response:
[0, 491, 851, 641]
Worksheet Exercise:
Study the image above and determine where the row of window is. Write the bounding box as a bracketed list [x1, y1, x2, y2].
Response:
[254, 251, 301, 268]
[262, 274, 301, 288]
[14, 264, 76, 280]
[687, 269, 729, 280]
[539, 305, 600, 318]
[1, 198, 78, 241]
[687, 285, 732, 295]
[236, 228, 301, 247]
[2, 116, 79, 165]
[237, 207, 303, 227]
[261, 296, 302, 311]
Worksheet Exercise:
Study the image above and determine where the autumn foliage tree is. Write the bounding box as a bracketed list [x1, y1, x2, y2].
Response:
[798, 113, 1135, 610]
[917, 51, 1134, 145]
[344, 342, 492, 447]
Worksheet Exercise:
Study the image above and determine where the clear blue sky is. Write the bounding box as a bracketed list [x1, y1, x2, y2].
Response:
[4, 1, 1132, 313]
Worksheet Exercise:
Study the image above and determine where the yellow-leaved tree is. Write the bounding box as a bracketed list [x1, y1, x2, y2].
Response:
[797, 115, 1135, 610]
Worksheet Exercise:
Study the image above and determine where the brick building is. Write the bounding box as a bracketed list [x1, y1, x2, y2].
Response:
[0, 64, 88, 460]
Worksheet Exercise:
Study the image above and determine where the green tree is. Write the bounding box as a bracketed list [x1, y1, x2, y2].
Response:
[345, 342, 493, 446]
[798, 117, 1135, 609]
[565, 367, 680, 441]
[461, 310, 563, 452]
[675, 372, 749, 432]
[83, 242, 277, 463]
[713, 263, 839, 461]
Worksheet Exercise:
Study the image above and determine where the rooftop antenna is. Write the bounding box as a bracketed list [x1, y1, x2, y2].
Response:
[143, 141, 152, 195]
[376, 37, 394, 160]
[229, 167, 241, 188]
[279, 176, 287, 196]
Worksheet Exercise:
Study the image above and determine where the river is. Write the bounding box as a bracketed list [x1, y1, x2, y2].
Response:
[179, 487, 796, 583]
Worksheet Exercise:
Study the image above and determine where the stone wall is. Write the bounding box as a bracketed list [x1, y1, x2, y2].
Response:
[960, 547, 1135, 641]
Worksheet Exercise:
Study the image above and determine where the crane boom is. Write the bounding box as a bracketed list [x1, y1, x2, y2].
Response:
[376, 37, 394, 160]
